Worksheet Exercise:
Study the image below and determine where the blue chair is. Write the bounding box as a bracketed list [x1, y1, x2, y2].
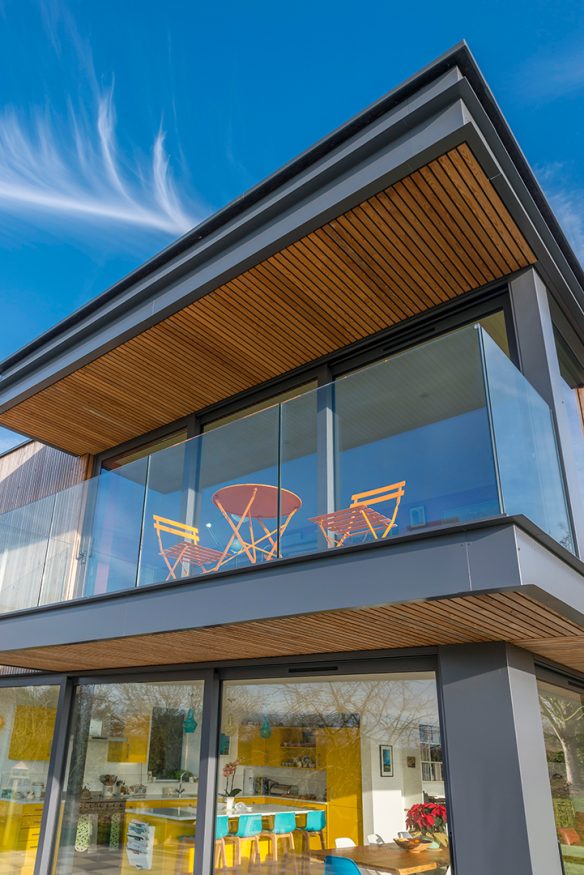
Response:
[175, 815, 230, 874]
[225, 813, 262, 866]
[324, 856, 362, 875]
[296, 809, 326, 853]
[261, 811, 298, 866]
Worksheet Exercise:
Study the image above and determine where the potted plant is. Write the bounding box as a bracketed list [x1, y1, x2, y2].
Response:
[222, 760, 242, 812]
[405, 802, 448, 847]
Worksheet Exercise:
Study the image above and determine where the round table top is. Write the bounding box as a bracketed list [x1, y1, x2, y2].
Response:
[212, 483, 302, 518]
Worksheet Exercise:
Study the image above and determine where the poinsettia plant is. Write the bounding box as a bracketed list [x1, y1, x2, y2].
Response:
[405, 802, 447, 834]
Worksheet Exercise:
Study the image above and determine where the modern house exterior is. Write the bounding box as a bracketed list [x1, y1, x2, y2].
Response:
[0, 41, 583, 875]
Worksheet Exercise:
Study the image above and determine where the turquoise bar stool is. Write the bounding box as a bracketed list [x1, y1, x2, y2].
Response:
[296, 809, 327, 853]
[225, 813, 263, 866]
[260, 811, 298, 868]
[175, 815, 230, 874]
[215, 815, 230, 869]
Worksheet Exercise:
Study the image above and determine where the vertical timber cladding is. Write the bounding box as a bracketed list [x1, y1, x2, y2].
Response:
[0, 440, 90, 513]
[0, 144, 535, 455]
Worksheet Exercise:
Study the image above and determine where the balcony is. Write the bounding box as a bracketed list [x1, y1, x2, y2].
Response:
[0, 325, 573, 615]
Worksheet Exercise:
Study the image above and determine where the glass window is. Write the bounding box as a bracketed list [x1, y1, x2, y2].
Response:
[54, 680, 204, 875]
[203, 383, 317, 432]
[102, 431, 188, 471]
[214, 672, 451, 872]
[538, 679, 584, 872]
[333, 326, 499, 537]
[0, 683, 59, 874]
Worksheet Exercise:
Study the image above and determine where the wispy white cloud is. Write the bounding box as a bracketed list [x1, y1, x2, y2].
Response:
[536, 162, 584, 265]
[0, 89, 200, 235]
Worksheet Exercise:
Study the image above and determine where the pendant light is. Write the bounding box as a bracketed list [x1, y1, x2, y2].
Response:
[259, 717, 272, 739]
[183, 706, 198, 734]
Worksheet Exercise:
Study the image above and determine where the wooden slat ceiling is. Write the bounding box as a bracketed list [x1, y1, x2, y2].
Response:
[0, 591, 582, 674]
[0, 145, 536, 456]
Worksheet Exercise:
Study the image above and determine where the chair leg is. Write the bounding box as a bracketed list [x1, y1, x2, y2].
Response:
[287, 833, 298, 873]
[272, 834, 278, 863]
[319, 830, 326, 850]
[175, 842, 192, 875]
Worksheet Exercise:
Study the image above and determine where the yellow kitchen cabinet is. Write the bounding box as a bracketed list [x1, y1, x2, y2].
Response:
[108, 714, 150, 763]
[317, 727, 362, 845]
[8, 706, 56, 761]
[0, 799, 44, 875]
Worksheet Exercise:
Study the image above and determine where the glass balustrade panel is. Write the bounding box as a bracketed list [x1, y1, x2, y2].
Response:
[481, 329, 574, 551]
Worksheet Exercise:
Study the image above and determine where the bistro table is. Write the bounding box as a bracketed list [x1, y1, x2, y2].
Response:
[310, 843, 450, 875]
[212, 483, 302, 569]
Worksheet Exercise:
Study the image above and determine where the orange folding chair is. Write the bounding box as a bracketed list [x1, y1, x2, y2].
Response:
[153, 515, 224, 579]
[309, 481, 406, 548]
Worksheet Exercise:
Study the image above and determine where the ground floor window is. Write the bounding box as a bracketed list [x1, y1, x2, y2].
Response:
[54, 679, 204, 875]
[214, 672, 451, 874]
[539, 679, 584, 873]
[0, 683, 59, 875]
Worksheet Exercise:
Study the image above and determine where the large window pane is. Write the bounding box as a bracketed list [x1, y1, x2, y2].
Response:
[333, 327, 499, 540]
[538, 680, 584, 873]
[55, 680, 204, 875]
[0, 684, 59, 875]
[215, 673, 451, 873]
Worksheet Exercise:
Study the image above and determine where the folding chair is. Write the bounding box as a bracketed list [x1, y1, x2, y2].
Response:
[153, 515, 224, 579]
[309, 481, 405, 548]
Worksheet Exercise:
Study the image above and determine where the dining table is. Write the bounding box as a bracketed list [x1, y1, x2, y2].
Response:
[310, 843, 450, 875]
[211, 482, 302, 569]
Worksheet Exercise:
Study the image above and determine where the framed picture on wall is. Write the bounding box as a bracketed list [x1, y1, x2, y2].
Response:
[379, 744, 394, 777]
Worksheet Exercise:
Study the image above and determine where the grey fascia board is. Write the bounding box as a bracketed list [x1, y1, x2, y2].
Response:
[0, 522, 524, 654]
[451, 80, 584, 330]
[514, 525, 584, 622]
[0, 77, 469, 410]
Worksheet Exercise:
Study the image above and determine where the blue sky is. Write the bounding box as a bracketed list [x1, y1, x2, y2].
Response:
[0, 0, 583, 452]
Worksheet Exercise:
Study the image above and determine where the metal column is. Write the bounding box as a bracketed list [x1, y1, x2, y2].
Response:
[438, 642, 562, 875]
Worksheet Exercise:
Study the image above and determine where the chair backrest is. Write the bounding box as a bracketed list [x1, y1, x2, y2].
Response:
[153, 514, 199, 545]
[350, 482, 405, 509]
[215, 815, 230, 840]
[366, 833, 384, 845]
[324, 855, 362, 875]
[304, 809, 326, 832]
[335, 837, 356, 848]
[272, 811, 297, 834]
[236, 814, 262, 837]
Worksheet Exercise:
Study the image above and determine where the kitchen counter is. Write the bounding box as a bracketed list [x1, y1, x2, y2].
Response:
[132, 802, 317, 822]
[0, 797, 44, 805]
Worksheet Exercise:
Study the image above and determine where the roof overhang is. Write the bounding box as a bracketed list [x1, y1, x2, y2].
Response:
[0, 42, 581, 455]
[0, 517, 582, 674]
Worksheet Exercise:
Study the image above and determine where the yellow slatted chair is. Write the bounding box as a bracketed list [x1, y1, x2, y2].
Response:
[153, 515, 224, 579]
[309, 481, 406, 548]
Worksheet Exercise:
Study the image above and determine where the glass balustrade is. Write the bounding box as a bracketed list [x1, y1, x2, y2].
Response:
[0, 324, 573, 613]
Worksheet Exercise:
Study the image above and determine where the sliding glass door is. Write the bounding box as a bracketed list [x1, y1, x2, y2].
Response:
[213, 670, 451, 873]
[54, 679, 204, 875]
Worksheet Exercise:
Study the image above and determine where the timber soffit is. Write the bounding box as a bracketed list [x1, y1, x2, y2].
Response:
[0, 144, 535, 453]
[0, 591, 583, 675]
